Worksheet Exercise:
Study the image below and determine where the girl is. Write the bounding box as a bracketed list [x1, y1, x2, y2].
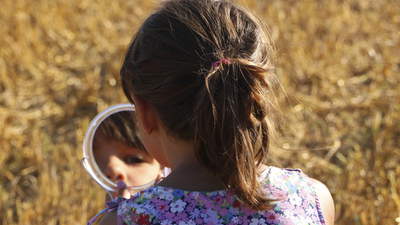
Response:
[89, 0, 335, 224]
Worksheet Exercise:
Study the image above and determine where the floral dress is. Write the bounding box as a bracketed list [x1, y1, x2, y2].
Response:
[88, 166, 326, 225]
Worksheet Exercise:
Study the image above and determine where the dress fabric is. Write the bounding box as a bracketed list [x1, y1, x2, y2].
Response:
[88, 166, 326, 225]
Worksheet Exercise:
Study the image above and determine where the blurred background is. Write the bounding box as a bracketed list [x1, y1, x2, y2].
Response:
[0, 0, 399, 224]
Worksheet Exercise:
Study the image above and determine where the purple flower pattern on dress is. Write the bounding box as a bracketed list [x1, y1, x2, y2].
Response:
[88, 167, 326, 225]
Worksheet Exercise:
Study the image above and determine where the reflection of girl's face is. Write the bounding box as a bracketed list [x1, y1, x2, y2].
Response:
[93, 130, 162, 193]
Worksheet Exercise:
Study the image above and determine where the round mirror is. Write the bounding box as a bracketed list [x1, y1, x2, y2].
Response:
[81, 103, 169, 198]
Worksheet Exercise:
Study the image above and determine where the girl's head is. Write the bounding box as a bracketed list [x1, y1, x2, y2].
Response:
[93, 111, 162, 193]
[121, 0, 279, 209]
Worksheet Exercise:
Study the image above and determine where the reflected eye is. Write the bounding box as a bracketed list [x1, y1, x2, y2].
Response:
[124, 155, 145, 164]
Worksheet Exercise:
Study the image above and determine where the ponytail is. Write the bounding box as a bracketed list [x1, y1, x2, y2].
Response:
[193, 59, 276, 210]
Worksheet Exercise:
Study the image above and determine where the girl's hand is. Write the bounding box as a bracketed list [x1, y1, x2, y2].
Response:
[105, 173, 165, 203]
[105, 181, 130, 203]
[116, 180, 131, 198]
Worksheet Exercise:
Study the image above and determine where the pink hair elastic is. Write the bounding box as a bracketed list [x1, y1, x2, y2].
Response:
[212, 59, 231, 67]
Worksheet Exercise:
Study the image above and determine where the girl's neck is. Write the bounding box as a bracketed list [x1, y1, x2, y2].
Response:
[157, 145, 226, 192]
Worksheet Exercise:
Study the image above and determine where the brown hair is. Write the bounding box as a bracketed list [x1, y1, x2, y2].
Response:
[121, 0, 279, 210]
[98, 111, 145, 150]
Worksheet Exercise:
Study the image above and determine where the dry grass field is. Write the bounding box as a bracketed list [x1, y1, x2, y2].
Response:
[0, 0, 399, 224]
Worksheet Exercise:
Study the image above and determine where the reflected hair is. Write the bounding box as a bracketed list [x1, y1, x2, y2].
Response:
[98, 111, 145, 150]
[121, 0, 280, 210]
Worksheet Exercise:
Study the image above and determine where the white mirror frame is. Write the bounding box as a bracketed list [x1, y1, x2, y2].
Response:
[81, 103, 161, 198]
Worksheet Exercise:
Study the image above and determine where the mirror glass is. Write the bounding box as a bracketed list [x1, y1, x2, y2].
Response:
[82, 103, 168, 197]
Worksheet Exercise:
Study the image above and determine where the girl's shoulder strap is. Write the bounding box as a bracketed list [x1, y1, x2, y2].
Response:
[259, 166, 304, 183]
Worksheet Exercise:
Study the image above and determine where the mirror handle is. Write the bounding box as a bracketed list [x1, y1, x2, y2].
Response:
[81, 156, 114, 200]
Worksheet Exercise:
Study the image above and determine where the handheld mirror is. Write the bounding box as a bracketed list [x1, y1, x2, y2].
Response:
[81, 103, 169, 199]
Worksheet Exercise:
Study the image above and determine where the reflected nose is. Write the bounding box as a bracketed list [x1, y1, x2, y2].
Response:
[102, 156, 127, 182]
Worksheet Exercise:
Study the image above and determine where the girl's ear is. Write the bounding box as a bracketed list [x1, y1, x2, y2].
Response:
[132, 95, 158, 135]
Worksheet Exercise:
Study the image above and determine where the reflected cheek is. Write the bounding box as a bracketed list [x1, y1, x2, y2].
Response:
[125, 163, 162, 187]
